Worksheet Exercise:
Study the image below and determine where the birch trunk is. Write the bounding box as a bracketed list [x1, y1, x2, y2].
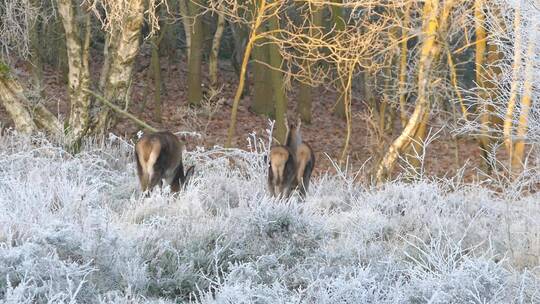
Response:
[94, 0, 145, 134]
[0, 75, 36, 134]
[376, 0, 440, 183]
[0, 67, 62, 134]
[58, 0, 92, 145]
[209, 11, 225, 88]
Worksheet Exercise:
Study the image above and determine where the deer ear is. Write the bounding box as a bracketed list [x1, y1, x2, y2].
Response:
[297, 117, 302, 129]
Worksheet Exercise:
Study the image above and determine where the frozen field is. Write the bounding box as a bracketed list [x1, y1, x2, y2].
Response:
[0, 133, 538, 303]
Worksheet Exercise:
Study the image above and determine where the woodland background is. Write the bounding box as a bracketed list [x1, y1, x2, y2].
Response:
[0, 0, 538, 181]
[0, 0, 539, 302]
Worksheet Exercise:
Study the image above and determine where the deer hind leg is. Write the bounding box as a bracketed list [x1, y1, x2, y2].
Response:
[299, 159, 314, 198]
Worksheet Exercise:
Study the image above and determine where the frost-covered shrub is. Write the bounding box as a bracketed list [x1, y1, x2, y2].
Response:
[0, 132, 538, 303]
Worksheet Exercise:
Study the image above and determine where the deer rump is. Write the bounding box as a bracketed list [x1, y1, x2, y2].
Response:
[135, 131, 192, 193]
[294, 142, 315, 197]
[267, 145, 297, 198]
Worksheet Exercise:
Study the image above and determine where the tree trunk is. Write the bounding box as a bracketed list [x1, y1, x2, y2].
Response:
[0, 75, 36, 134]
[511, 20, 537, 172]
[94, 0, 145, 134]
[151, 38, 163, 123]
[209, 11, 225, 88]
[331, 0, 346, 119]
[503, 1, 523, 157]
[475, 0, 493, 173]
[28, 1, 44, 94]
[57, 0, 92, 145]
[376, 0, 440, 183]
[0, 67, 62, 135]
[251, 37, 274, 116]
[267, 12, 288, 144]
[179, 0, 192, 60]
[398, 2, 411, 128]
[187, 0, 203, 106]
[297, 1, 324, 125]
[225, 0, 267, 147]
[298, 81, 312, 124]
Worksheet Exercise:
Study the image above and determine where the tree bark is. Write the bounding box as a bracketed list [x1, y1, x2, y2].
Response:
[0, 75, 37, 134]
[179, 0, 192, 60]
[28, 0, 44, 94]
[225, 0, 267, 147]
[511, 20, 537, 172]
[298, 81, 312, 124]
[94, 0, 145, 134]
[151, 38, 163, 123]
[187, 0, 203, 106]
[376, 0, 440, 183]
[503, 1, 523, 157]
[398, 2, 411, 128]
[475, 0, 493, 173]
[0, 67, 62, 135]
[57, 0, 92, 145]
[209, 10, 225, 88]
[331, 0, 346, 119]
[251, 37, 274, 116]
[267, 11, 288, 144]
[297, 1, 324, 125]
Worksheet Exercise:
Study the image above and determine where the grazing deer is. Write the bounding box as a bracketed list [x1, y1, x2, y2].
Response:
[135, 131, 194, 193]
[285, 118, 315, 198]
[267, 145, 297, 199]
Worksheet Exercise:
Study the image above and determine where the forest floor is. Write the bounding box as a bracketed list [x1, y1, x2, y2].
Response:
[1, 50, 496, 181]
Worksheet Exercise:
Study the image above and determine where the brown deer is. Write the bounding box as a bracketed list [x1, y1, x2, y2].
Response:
[267, 145, 296, 198]
[285, 118, 315, 198]
[135, 131, 194, 193]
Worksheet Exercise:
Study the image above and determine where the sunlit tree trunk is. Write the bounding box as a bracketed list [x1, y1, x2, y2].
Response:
[511, 21, 537, 172]
[187, 0, 203, 106]
[474, 0, 494, 173]
[225, 0, 267, 147]
[94, 0, 145, 134]
[58, 0, 92, 145]
[503, 1, 522, 157]
[376, 0, 440, 183]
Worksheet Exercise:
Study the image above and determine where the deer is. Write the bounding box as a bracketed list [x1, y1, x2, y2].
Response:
[267, 117, 315, 199]
[135, 131, 195, 194]
[267, 144, 297, 198]
[285, 117, 315, 198]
